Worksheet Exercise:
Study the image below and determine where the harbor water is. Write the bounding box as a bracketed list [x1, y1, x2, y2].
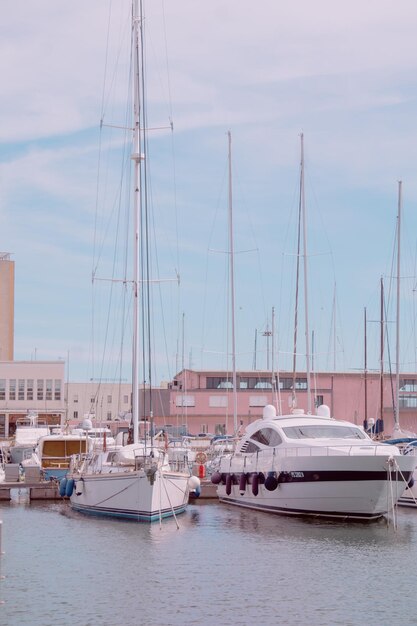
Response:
[1, 494, 417, 626]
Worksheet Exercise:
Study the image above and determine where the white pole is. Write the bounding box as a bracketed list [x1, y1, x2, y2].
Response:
[228, 131, 238, 435]
[395, 181, 402, 432]
[300, 134, 312, 413]
[132, 0, 141, 445]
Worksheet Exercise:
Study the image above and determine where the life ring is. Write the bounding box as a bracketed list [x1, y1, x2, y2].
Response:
[195, 452, 207, 465]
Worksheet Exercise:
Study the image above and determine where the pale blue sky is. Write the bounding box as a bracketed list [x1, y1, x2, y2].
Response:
[2, 0, 417, 383]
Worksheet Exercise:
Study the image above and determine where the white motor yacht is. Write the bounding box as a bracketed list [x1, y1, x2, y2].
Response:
[211, 404, 417, 521]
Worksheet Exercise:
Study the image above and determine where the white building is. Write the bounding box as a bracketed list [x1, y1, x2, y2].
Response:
[0, 360, 65, 437]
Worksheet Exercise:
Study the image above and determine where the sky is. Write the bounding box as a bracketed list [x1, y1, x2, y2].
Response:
[2, 0, 417, 384]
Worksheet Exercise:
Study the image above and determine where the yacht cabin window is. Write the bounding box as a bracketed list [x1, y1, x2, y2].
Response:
[251, 428, 283, 447]
[283, 425, 366, 440]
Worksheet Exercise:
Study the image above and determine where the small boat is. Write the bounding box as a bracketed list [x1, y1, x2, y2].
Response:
[33, 432, 91, 480]
[9, 412, 50, 464]
[211, 404, 417, 521]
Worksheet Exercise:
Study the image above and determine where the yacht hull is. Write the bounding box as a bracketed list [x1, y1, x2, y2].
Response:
[70, 470, 190, 522]
[217, 454, 416, 520]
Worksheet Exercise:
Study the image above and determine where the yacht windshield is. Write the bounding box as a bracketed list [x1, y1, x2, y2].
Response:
[283, 425, 366, 440]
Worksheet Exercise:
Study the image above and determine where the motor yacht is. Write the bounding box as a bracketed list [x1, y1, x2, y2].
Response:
[211, 404, 417, 521]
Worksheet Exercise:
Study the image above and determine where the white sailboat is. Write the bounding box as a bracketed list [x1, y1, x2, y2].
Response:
[68, 0, 198, 522]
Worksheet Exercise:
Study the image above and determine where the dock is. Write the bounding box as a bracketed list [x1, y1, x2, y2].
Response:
[0, 480, 60, 501]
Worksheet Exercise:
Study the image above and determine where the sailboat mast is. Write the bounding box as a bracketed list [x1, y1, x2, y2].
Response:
[131, 0, 142, 445]
[364, 307, 368, 426]
[395, 180, 402, 431]
[380, 277, 384, 423]
[227, 131, 238, 434]
[300, 134, 312, 413]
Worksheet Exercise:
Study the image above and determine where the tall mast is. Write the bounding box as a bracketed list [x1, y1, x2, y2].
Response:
[228, 131, 238, 434]
[131, 0, 142, 444]
[380, 277, 384, 424]
[364, 307, 368, 426]
[394, 180, 402, 432]
[301, 134, 312, 413]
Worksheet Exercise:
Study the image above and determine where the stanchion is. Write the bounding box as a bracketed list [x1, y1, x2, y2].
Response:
[0, 519, 4, 605]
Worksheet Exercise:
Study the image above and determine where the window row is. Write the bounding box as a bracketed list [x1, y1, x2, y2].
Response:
[0, 379, 62, 401]
[72, 394, 130, 405]
[206, 376, 308, 390]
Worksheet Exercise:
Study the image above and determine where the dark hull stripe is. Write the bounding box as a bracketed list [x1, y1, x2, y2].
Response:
[219, 497, 385, 521]
[71, 502, 187, 522]
[221, 470, 412, 484]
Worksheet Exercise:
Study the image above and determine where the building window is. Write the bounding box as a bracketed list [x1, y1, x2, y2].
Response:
[315, 395, 324, 407]
[18, 379, 25, 401]
[214, 423, 226, 435]
[206, 377, 232, 389]
[27, 379, 34, 401]
[0, 414, 5, 437]
[37, 379, 44, 401]
[73, 411, 78, 419]
[399, 395, 417, 408]
[249, 395, 267, 407]
[54, 380, 61, 401]
[107, 412, 112, 420]
[90, 397, 95, 404]
[9, 379, 16, 401]
[123, 395, 129, 404]
[400, 379, 417, 392]
[0, 380, 5, 401]
[295, 378, 308, 390]
[175, 395, 195, 407]
[107, 395, 112, 403]
[46, 379, 53, 401]
[209, 395, 228, 408]
[240, 376, 278, 389]
[200, 424, 208, 434]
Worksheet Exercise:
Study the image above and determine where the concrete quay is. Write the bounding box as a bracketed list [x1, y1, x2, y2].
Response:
[0, 480, 60, 501]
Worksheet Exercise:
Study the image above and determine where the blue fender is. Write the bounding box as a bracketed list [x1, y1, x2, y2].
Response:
[59, 478, 67, 498]
[65, 478, 75, 497]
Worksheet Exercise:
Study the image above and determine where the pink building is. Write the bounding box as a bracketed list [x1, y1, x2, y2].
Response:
[165, 369, 417, 437]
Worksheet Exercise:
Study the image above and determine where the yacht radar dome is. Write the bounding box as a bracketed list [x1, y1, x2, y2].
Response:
[263, 405, 277, 420]
[316, 404, 331, 419]
[81, 417, 93, 431]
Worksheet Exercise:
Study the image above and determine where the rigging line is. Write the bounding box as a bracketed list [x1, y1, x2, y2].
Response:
[160, 469, 180, 529]
[384, 288, 396, 415]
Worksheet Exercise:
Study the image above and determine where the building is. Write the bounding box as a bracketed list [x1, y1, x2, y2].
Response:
[2, 365, 417, 439]
[167, 369, 417, 436]
[0, 253, 14, 361]
[0, 360, 65, 437]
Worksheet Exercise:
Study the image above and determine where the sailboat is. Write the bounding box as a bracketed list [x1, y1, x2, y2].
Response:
[211, 137, 417, 520]
[383, 181, 417, 507]
[67, 0, 198, 522]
